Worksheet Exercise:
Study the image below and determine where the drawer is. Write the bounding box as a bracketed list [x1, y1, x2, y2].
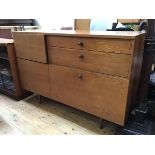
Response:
[49, 65, 129, 125]
[13, 33, 47, 63]
[47, 36, 133, 54]
[17, 58, 50, 97]
[48, 47, 131, 77]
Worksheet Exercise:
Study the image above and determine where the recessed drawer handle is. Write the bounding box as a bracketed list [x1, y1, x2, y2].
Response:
[78, 54, 84, 60]
[77, 74, 83, 80]
[78, 41, 84, 47]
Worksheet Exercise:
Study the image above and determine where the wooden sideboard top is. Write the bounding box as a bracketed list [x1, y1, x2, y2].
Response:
[0, 38, 13, 45]
[12, 30, 145, 39]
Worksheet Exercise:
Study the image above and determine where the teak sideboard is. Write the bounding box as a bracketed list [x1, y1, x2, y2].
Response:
[12, 30, 145, 126]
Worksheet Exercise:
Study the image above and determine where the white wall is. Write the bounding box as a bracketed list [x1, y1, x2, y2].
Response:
[36, 18, 74, 30]
[0, 0, 75, 30]
[0, 0, 116, 31]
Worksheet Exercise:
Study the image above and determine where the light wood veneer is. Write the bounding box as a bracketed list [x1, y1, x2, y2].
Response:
[13, 30, 145, 126]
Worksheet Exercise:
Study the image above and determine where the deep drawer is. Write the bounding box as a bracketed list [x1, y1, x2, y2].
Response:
[49, 65, 129, 125]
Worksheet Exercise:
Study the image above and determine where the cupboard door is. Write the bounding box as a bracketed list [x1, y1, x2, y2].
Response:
[49, 64, 129, 125]
[13, 33, 47, 63]
[17, 58, 50, 97]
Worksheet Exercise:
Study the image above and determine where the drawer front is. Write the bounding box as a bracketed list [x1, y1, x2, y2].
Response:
[49, 65, 129, 125]
[13, 33, 47, 63]
[47, 36, 133, 54]
[48, 47, 131, 77]
[17, 58, 50, 97]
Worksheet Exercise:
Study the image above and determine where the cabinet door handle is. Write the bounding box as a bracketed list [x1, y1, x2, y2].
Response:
[77, 74, 83, 80]
[78, 54, 84, 60]
[78, 41, 84, 47]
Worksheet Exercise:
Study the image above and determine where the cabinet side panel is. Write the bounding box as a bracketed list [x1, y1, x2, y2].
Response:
[125, 34, 145, 121]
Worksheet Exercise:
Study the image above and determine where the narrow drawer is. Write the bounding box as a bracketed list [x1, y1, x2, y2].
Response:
[48, 47, 131, 77]
[17, 58, 50, 97]
[47, 36, 133, 54]
[13, 33, 47, 63]
[49, 65, 129, 125]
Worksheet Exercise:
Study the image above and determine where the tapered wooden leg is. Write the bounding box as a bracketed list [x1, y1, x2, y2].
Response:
[99, 118, 106, 129]
[38, 95, 43, 104]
